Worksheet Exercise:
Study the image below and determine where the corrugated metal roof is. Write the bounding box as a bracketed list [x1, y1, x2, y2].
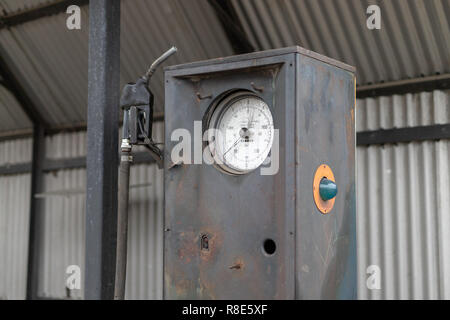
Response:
[0, 84, 32, 132]
[0, 0, 233, 132]
[231, 0, 450, 85]
[0, 0, 448, 133]
[0, 0, 49, 13]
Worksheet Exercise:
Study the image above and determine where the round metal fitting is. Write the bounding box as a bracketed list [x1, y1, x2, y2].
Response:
[313, 164, 337, 214]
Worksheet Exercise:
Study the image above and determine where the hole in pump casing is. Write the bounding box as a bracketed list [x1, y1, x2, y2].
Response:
[200, 234, 209, 251]
[263, 239, 276, 255]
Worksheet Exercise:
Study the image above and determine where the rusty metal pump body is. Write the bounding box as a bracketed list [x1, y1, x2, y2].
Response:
[163, 47, 356, 299]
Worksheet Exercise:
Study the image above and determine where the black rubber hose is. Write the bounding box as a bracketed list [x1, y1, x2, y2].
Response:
[114, 146, 131, 300]
[115, 110, 131, 300]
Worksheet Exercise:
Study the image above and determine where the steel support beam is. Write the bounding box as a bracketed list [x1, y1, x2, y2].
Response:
[208, 0, 254, 54]
[356, 74, 450, 99]
[85, 0, 120, 300]
[0, 0, 89, 29]
[26, 124, 46, 299]
[0, 162, 31, 175]
[3, 123, 450, 176]
[1, 122, 450, 175]
[0, 113, 165, 142]
[357, 124, 450, 146]
[0, 151, 156, 176]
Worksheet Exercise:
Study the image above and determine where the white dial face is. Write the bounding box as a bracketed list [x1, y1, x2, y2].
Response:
[208, 94, 274, 174]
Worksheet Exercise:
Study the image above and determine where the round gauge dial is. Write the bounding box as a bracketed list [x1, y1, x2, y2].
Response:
[206, 91, 274, 175]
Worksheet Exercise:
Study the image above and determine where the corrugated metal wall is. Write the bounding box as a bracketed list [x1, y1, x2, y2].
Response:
[0, 138, 32, 299]
[36, 163, 164, 300]
[0, 91, 449, 299]
[36, 123, 164, 300]
[356, 90, 450, 299]
[37, 130, 86, 299]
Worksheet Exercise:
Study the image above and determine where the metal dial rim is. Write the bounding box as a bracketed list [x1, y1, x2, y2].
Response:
[206, 91, 273, 175]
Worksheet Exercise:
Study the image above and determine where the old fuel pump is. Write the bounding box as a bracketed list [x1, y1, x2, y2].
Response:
[163, 47, 356, 299]
[116, 46, 356, 300]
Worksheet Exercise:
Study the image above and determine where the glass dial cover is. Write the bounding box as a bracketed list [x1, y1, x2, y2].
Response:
[207, 92, 274, 175]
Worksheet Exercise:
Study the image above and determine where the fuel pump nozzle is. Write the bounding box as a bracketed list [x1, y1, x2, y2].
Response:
[120, 46, 178, 168]
[115, 47, 177, 300]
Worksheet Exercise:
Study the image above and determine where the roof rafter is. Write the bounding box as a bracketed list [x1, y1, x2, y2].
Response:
[0, 44, 49, 127]
[0, 0, 89, 29]
[208, 0, 254, 54]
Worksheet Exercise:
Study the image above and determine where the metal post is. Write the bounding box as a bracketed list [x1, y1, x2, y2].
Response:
[26, 123, 45, 300]
[85, 0, 120, 300]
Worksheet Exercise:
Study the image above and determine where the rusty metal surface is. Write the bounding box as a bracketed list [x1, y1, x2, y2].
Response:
[164, 47, 355, 299]
[165, 46, 355, 74]
[295, 54, 356, 299]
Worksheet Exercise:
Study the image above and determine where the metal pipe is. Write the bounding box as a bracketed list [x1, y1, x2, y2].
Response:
[144, 46, 177, 80]
[26, 123, 45, 300]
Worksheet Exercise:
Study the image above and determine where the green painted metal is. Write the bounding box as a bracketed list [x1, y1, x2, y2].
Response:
[319, 178, 338, 201]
